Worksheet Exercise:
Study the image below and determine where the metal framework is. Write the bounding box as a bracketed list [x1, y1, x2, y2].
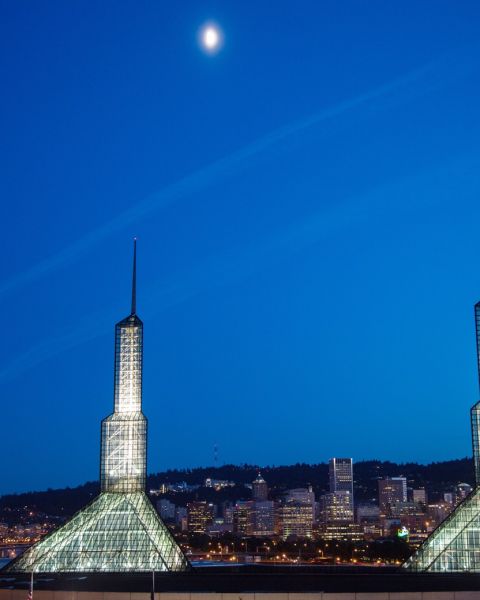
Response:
[4, 241, 189, 573]
[6, 492, 189, 572]
[472, 302, 480, 486]
[475, 302, 480, 390]
[403, 301, 480, 573]
[404, 487, 480, 572]
[101, 314, 146, 493]
[472, 401, 480, 486]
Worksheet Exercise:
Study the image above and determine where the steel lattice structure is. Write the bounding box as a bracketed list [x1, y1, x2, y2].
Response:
[4, 241, 189, 573]
[404, 301, 480, 573]
[7, 492, 188, 572]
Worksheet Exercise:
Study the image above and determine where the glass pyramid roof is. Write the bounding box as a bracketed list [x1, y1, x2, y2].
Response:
[404, 486, 480, 572]
[4, 492, 189, 573]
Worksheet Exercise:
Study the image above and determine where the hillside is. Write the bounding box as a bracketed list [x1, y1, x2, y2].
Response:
[0, 458, 473, 523]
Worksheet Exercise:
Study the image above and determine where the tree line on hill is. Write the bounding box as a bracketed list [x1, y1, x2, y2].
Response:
[0, 458, 474, 524]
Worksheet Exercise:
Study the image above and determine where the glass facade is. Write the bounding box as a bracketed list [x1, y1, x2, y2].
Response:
[278, 502, 314, 539]
[321, 491, 354, 523]
[475, 302, 480, 385]
[187, 501, 215, 534]
[403, 301, 480, 573]
[100, 412, 147, 493]
[114, 317, 143, 413]
[329, 458, 353, 495]
[101, 315, 146, 493]
[378, 477, 407, 516]
[472, 401, 480, 486]
[251, 500, 275, 536]
[404, 487, 480, 572]
[472, 303, 480, 487]
[4, 243, 189, 573]
[6, 492, 189, 573]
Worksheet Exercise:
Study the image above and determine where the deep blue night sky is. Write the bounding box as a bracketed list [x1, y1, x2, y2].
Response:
[2, 1, 480, 494]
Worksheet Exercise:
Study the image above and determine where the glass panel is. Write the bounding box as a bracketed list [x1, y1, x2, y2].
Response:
[404, 487, 480, 572]
[5, 492, 189, 573]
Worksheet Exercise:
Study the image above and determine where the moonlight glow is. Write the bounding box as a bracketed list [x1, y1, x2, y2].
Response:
[199, 23, 223, 54]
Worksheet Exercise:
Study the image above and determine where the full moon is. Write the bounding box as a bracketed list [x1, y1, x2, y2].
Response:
[199, 23, 223, 54]
[204, 27, 219, 49]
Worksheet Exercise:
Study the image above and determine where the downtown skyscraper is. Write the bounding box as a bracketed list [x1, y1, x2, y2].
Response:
[320, 458, 356, 540]
[329, 458, 354, 495]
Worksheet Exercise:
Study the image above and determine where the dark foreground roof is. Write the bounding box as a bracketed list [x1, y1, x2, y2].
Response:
[2, 566, 480, 593]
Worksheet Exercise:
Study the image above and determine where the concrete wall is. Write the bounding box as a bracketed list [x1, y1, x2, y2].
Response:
[2, 591, 480, 600]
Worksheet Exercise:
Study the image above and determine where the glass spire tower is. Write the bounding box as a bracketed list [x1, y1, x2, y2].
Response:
[403, 300, 480, 572]
[4, 241, 189, 573]
[101, 241, 147, 493]
[471, 301, 480, 485]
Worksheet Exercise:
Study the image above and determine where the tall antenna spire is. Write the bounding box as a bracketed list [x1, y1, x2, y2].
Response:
[131, 238, 137, 315]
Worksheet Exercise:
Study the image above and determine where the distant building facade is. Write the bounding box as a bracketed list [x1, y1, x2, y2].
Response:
[156, 499, 176, 522]
[187, 501, 214, 533]
[378, 477, 407, 516]
[329, 458, 353, 494]
[277, 502, 314, 539]
[286, 487, 315, 505]
[319, 458, 355, 540]
[252, 472, 269, 500]
[233, 501, 254, 535]
[277, 487, 315, 539]
[456, 483, 473, 503]
[251, 500, 275, 536]
[412, 488, 427, 506]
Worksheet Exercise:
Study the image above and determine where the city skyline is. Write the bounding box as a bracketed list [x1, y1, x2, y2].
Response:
[3, 456, 471, 564]
[2, 1, 480, 495]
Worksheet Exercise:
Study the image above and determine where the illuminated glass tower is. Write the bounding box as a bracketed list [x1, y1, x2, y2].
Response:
[403, 300, 480, 572]
[100, 241, 147, 493]
[4, 241, 189, 573]
[329, 458, 354, 495]
[471, 301, 480, 485]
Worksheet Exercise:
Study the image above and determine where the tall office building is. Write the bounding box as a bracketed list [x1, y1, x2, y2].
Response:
[277, 487, 315, 539]
[324, 458, 354, 533]
[251, 501, 276, 536]
[233, 501, 255, 535]
[157, 499, 176, 522]
[321, 492, 354, 524]
[405, 300, 480, 572]
[187, 502, 214, 534]
[329, 458, 354, 494]
[412, 488, 427, 506]
[277, 502, 314, 539]
[378, 477, 407, 516]
[320, 458, 355, 540]
[252, 472, 269, 500]
[5, 242, 189, 573]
